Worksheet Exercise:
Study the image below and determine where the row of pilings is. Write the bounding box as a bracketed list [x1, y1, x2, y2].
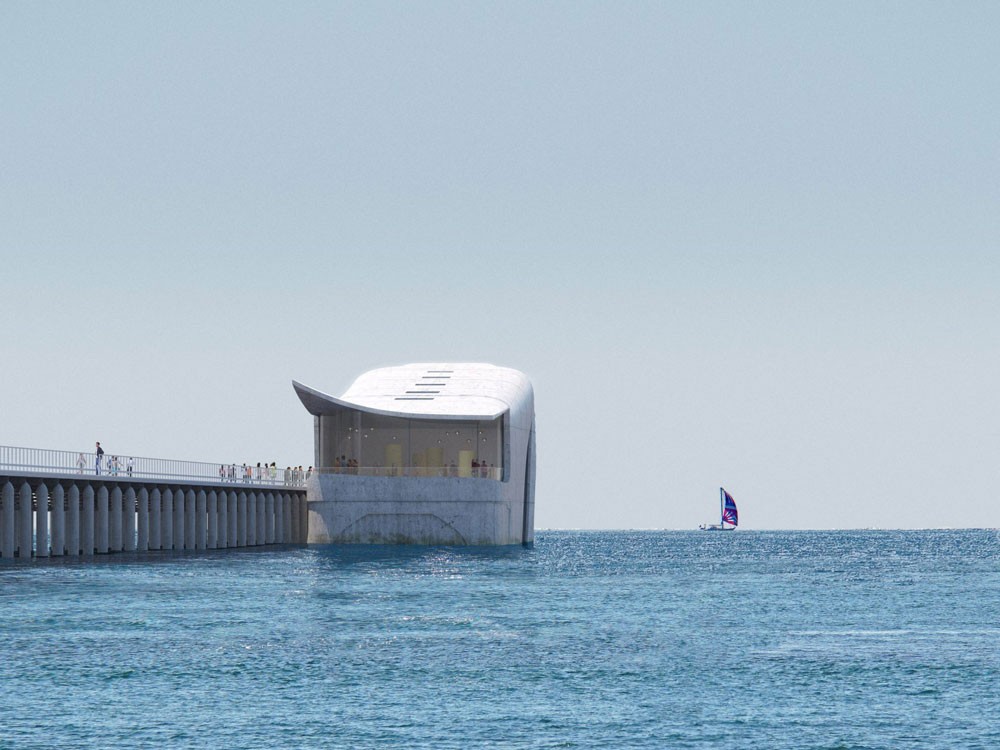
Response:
[0, 475, 308, 559]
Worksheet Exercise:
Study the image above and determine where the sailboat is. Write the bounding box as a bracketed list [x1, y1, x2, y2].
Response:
[699, 488, 738, 531]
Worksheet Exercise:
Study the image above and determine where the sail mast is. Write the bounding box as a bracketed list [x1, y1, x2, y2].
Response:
[720, 487, 724, 527]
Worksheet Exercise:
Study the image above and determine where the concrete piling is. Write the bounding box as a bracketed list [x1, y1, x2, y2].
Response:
[283, 493, 293, 544]
[1, 482, 12, 559]
[237, 492, 247, 547]
[207, 490, 218, 549]
[173, 488, 185, 551]
[260, 494, 266, 545]
[274, 493, 284, 544]
[137, 487, 149, 552]
[227, 491, 237, 548]
[218, 490, 229, 548]
[265, 493, 274, 544]
[149, 488, 161, 551]
[110, 486, 123, 552]
[261, 492, 267, 544]
[195, 490, 206, 550]
[67, 484, 80, 555]
[96, 485, 109, 554]
[18, 482, 33, 558]
[124, 487, 137, 552]
[51, 484, 65, 557]
[247, 492, 256, 547]
[81, 485, 95, 556]
[161, 489, 173, 551]
[36, 483, 49, 557]
[184, 489, 196, 551]
[299, 496, 308, 544]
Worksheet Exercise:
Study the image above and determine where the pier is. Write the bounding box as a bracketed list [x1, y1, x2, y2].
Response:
[0, 446, 308, 559]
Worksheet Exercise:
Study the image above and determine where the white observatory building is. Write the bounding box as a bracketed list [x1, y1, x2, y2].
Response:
[293, 363, 535, 546]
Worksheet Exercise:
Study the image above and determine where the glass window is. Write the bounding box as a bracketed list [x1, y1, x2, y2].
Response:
[319, 410, 504, 479]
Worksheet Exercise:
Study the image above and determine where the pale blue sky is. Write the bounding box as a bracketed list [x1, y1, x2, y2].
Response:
[2, 2, 998, 529]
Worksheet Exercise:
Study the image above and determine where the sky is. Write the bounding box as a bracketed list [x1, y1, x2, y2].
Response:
[2, 1, 998, 530]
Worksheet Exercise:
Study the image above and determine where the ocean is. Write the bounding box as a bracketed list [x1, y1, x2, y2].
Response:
[1, 530, 998, 749]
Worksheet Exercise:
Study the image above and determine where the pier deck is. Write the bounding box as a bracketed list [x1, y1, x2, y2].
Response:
[0, 446, 308, 559]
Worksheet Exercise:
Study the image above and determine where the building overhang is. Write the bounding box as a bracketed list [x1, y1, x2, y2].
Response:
[294, 363, 533, 426]
[292, 380, 506, 422]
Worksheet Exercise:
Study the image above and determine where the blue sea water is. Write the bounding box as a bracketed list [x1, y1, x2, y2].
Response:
[2, 530, 999, 749]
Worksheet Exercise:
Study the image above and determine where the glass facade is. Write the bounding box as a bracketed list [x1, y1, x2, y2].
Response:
[318, 410, 504, 479]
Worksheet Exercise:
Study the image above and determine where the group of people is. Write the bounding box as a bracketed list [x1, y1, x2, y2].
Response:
[470, 459, 496, 479]
[79, 442, 312, 486]
[332, 456, 359, 473]
[81, 441, 133, 477]
[435, 460, 496, 478]
[217, 462, 312, 487]
[78, 444, 496, 483]
[421, 460, 497, 479]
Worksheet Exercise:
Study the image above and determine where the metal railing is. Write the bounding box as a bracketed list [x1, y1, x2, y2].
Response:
[312, 465, 502, 480]
[0, 445, 308, 487]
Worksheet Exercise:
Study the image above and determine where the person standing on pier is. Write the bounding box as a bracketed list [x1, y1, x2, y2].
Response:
[95, 441, 104, 475]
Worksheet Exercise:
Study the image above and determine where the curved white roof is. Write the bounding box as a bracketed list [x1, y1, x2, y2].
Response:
[294, 363, 533, 422]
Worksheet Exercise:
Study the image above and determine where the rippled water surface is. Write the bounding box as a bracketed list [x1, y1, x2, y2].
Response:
[2, 530, 999, 749]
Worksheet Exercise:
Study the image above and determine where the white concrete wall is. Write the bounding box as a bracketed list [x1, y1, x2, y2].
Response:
[306, 466, 529, 546]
